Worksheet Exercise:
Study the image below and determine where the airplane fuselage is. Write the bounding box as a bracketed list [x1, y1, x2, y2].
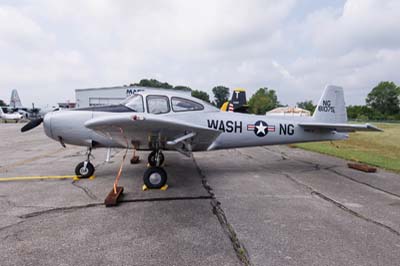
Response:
[43, 109, 347, 151]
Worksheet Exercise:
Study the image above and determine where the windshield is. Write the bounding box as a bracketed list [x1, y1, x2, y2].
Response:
[121, 94, 144, 112]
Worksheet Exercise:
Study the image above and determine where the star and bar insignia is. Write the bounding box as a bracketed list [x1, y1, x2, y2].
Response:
[247, 120, 275, 137]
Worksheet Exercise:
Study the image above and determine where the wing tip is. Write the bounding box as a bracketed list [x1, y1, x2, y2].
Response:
[365, 123, 384, 132]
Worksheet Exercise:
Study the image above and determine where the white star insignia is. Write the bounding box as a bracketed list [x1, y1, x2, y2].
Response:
[255, 123, 267, 135]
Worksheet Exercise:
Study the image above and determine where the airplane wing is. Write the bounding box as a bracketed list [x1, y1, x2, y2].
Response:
[298, 122, 382, 132]
[84, 114, 221, 151]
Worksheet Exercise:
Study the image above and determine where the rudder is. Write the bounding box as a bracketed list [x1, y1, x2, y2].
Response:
[312, 85, 347, 123]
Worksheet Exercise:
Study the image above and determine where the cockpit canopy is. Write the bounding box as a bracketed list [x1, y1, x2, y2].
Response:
[121, 92, 218, 114]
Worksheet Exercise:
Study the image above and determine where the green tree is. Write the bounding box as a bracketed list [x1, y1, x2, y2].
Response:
[191, 90, 210, 102]
[296, 100, 316, 113]
[366, 81, 400, 116]
[212, 86, 230, 108]
[0, 99, 6, 106]
[248, 87, 280, 114]
[174, 85, 192, 92]
[131, 79, 174, 89]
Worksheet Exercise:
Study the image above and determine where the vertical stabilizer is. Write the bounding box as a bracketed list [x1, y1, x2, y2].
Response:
[10, 89, 22, 108]
[312, 85, 347, 123]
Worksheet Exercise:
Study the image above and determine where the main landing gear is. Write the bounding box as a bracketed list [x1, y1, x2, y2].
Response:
[144, 150, 167, 189]
[73, 147, 167, 188]
[75, 148, 95, 178]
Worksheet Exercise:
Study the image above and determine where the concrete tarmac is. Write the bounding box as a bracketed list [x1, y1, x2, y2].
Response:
[0, 124, 399, 266]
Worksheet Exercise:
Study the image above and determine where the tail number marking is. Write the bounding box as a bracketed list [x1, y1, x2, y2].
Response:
[318, 100, 335, 113]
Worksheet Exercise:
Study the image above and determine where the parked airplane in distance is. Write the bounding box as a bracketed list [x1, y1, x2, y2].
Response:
[0, 106, 23, 122]
[220, 88, 249, 113]
[21, 85, 381, 189]
[5, 89, 51, 119]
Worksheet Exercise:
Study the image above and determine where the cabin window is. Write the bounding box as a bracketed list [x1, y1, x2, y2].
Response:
[123, 94, 144, 112]
[171, 97, 204, 112]
[146, 95, 170, 114]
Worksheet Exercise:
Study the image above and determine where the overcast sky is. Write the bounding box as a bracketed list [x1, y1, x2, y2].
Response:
[0, 0, 399, 108]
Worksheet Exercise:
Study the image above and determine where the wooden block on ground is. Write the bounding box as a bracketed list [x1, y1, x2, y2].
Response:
[104, 186, 124, 207]
[348, 163, 377, 173]
[130, 156, 140, 164]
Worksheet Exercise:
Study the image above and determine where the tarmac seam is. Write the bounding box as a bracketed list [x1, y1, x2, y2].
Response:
[193, 156, 253, 266]
[15, 197, 212, 220]
[0, 221, 25, 233]
[71, 181, 99, 200]
[262, 147, 400, 200]
[326, 168, 400, 199]
[18, 203, 103, 219]
[119, 196, 212, 204]
[283, 172, 400, 237]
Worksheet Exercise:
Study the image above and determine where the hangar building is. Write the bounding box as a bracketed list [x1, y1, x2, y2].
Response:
[75, 86, 148, 108]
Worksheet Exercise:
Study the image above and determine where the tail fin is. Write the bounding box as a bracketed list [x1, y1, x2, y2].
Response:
[312, 85, 347, 123]
[10, 89, 22, 108]
[231, 88, 249, 113]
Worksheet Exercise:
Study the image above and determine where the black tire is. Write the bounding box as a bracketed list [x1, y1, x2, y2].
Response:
[143, 167, 167, 189]
[148, 151, 164, 167]
[75, 161, 95, 179]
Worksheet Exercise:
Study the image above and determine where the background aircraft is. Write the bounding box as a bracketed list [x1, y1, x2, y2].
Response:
[0, 106, 23, 122]
[220, 88, 249, 113]
[21, 85, 381, 189]
[4, 89, 50, 119]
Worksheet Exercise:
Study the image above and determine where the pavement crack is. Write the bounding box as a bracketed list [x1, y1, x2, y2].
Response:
[283, 172, 400, 237]
[262, 147, 400, 200]
[71, 181, 98, 200]
[193, 156, 252, 266]
[18, 203, 103, 219]
[262, 146, 290, 160]
[326, 168, 400, 199]
[311, 190, 400, 237]
[119, 196, 212, 204]
[0, 221, 25, 233]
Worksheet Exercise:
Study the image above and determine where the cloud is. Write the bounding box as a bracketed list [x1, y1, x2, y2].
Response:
[0, 0, 399, 107]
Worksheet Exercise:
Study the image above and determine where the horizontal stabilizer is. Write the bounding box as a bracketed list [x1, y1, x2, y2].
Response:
[298, 122, 382, 132]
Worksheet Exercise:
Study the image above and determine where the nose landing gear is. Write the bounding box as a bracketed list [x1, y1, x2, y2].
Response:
[75, 148, 95, 178]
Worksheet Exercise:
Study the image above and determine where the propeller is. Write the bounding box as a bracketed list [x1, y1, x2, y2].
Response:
[21, 118, 43, 132]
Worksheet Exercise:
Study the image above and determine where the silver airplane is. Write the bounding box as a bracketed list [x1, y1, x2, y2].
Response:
[21, 85, 381, 188]
[1, 107, 23, 122]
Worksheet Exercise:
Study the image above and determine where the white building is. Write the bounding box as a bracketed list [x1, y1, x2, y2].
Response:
[75, 86, 148, 108]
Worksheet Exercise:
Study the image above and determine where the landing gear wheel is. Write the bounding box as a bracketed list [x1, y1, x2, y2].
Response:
[143, 167, 167, 189]
[75, 161, 95, 179]
[148, 151, 164, 167]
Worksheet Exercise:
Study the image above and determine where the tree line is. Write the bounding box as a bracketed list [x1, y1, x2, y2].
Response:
[129, 79, 400, 120]
[2, 79, 397, 120]
[127, 78, 281, 114]
[127, 79, 400, 120]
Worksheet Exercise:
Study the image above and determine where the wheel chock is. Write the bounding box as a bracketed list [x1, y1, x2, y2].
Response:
[142, 184, 168, 191]
[348, 163, 377, 173]
[104, 186, 124, 207]
[130, 156, 140, 164]
[73, 175, 95, 181]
